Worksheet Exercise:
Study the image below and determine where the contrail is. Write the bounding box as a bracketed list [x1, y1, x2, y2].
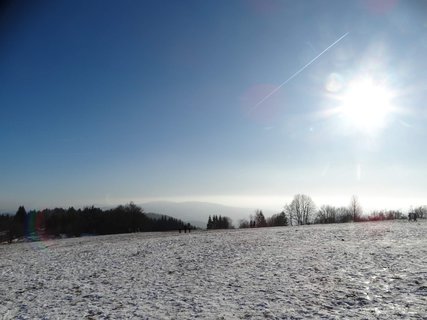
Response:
[254, 32, 349, 108]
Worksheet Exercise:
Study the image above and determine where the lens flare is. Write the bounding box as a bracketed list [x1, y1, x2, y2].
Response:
[25, 210, 53, 251]
[326, 73, 344, 93]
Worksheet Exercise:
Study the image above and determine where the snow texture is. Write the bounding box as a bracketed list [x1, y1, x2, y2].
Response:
[1, 220, 426, 319]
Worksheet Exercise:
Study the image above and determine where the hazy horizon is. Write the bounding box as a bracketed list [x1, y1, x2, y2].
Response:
[1, 1, 426, 215]
[1, 193, 424, 216]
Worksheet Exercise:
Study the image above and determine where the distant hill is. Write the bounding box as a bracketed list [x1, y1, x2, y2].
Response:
[144, 212, 169, 220]
[139, 201, 276, 228]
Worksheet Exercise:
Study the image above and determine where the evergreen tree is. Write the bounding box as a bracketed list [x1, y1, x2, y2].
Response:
[206, 214, 232, 229]
[207, 215, 213, 229]
[255, 210, 267, 227]
[13, 206, 27, 238]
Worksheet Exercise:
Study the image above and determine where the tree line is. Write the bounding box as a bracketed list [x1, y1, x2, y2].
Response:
[238, 210, 288, 228]
[0, 203, 194, 243]
[207, 215, 232, 230]
[206, 194, 426, 230]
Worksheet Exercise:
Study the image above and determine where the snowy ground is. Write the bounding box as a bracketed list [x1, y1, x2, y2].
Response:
[1, 220, 426, 319]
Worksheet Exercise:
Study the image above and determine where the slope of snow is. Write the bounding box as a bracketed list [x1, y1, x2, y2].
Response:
[1, 220, 426, 319]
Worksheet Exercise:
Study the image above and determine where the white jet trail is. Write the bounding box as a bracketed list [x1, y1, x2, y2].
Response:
[254, 32, 349, 108]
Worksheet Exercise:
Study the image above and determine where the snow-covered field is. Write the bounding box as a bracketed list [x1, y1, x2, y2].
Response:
[1, 220, 426, 319]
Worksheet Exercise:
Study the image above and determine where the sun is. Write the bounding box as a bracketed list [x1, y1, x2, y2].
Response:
[337, 77, 393, 133]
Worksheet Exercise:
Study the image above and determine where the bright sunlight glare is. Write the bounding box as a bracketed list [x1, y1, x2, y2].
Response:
[338, 77, 394, 134]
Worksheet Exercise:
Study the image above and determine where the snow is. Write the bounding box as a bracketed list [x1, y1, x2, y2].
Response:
[1, 220, 426, 319]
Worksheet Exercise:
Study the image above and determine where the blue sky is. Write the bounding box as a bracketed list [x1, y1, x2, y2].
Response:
[1, 0, 426, 213]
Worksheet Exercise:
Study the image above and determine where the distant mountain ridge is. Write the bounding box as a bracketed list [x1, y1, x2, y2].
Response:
[139, 201, 276, 228]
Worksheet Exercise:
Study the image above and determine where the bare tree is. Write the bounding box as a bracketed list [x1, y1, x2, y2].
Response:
[335, 207, 351, 223]
[414, 206, 427, 219]
[349, 195, 362, 222]
[316, 205, 337, 224]
[238, 219, 250, 228]
[285, 194, 316, 225]
[285, 204, 294, 226]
